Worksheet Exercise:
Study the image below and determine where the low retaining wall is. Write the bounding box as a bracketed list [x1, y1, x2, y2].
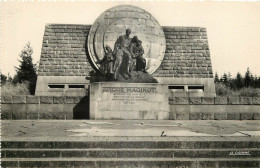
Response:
[1, 95, 259, 120]
[169, 97, 260, 120]
[1, 96, 89, 120]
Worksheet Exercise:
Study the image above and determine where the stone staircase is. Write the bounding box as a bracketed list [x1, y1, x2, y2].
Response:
[1, 139, 259, 168]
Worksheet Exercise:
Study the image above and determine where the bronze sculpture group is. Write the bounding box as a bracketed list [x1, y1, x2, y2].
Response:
[98, 29, 146, 80]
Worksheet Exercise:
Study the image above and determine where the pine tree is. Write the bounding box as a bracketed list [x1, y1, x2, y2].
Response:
[226, 72, 232, 87]
[235, 72, 243, 89]
[7, 73, 13, 83]
[244, 67, 251, 87]
[214, 72, 219, 83]
[227, 72, 232, 82]
[255, 75, 259, 88]
[257, 77, 260, 88]
[222, 73, 228, 85]
[14, 42, 37, 94]
[1, 74, 7, 85]
[220, 75, 223, 83]
[250, 74, 255, 88]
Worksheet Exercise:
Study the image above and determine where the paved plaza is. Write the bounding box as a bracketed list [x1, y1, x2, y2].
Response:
[2, 120, 259, 141]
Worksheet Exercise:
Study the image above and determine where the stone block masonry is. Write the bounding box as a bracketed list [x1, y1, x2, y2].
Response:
[89, 83, 170, 120]
[38, 24, 213, 78]
[3, 96, 259, 105]
[38, 24, 92, 77]
[1, 95, 259, 120]
[153, 27, 213, 78]
[36, 24, 215, 97]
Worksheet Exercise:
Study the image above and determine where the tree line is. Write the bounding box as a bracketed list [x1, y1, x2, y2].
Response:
[214, 68, 260, 89]
[1, 42, 37, 95]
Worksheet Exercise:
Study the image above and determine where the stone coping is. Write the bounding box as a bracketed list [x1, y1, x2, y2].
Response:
[1, 95, 259, 105]
[169, 97, 260, 105]
[1, 95, 85, 104]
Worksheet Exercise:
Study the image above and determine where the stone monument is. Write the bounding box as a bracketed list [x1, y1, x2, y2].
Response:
[35, 5, 216, 107]
[87, 5, 169, 119]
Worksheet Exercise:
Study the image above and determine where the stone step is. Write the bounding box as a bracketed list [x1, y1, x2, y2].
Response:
[2, 140, 259, 149]
[2, 148, 259, 158]
[2, 158, 259, 168]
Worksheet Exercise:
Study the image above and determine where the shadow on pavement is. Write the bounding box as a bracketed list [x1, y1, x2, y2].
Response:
[73, 96, 90, 119]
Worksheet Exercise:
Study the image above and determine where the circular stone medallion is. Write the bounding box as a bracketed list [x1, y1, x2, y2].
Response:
[87, 5, 166, 75]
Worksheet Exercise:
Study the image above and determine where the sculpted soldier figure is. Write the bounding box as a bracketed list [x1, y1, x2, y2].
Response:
[88, 30, 156, 83]
[97, 45, 114, 79]
[113, 29, 133, 79]
[133, 40, 146, 72]
[129, 36, 138, 73]
[113, 45, 124, 80]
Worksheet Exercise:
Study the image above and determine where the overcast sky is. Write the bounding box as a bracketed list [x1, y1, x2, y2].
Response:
[1, 1, 260, 77]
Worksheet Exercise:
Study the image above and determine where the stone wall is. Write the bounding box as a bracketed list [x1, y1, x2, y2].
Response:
[169, 97, 260, 105]
[38, 24, 91, 77]
[1, 96, 259, 120]
[38, 24, 213, 78]
[3, 95, 259, 105]
[169, 97, 260, 120]
[154, 27, 212, 78]
[1, 96, 88, 120]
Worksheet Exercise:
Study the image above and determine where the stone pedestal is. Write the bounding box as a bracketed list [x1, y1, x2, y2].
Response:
[90, 82, 170, 120]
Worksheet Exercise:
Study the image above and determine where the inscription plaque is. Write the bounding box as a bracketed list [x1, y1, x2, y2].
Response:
[103, 87, 156, 104]
[90, 83, 170, 120]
